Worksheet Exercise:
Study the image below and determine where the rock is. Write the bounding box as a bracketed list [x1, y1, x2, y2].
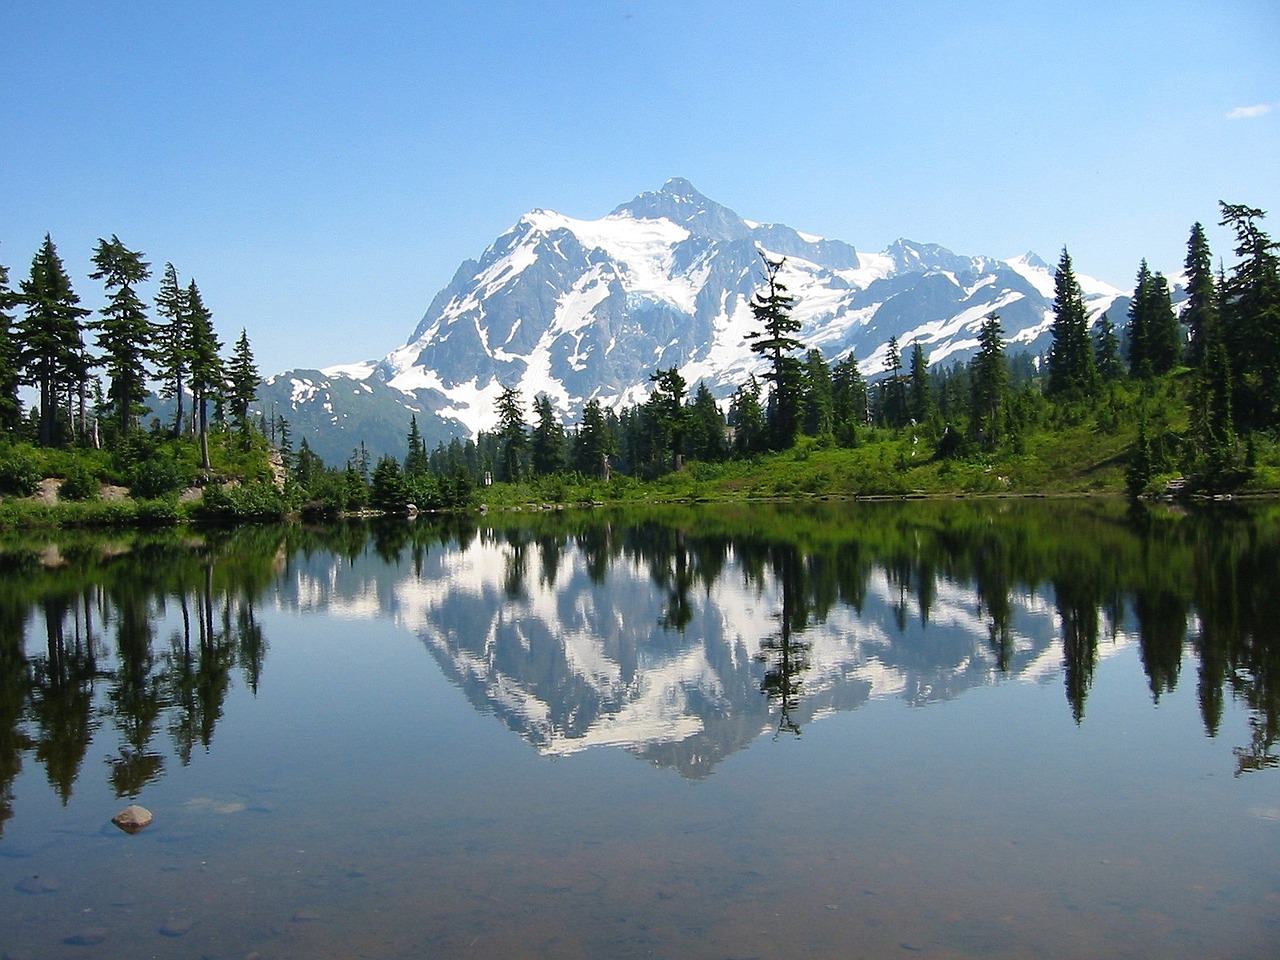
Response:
[159, 917, 196, 937]
[111, 804, 153, 834]
[64, 927, 107, 946]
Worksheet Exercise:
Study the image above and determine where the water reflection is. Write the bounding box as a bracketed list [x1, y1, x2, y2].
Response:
[1, 499, 1279, 832]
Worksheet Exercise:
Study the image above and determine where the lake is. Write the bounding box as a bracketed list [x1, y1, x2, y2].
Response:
[1, 499, 1277, 959]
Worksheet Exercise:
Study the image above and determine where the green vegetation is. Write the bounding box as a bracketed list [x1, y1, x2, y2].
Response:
[4, 201, 1279, 527]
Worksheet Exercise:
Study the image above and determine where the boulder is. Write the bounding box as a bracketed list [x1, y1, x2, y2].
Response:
[111, 804, 153, 834]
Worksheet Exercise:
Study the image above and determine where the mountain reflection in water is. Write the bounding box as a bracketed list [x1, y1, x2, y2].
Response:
[1, 498, 1277, 827]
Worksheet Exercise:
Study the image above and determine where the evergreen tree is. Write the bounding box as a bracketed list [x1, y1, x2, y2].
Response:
[227, 328, 259, 438]
[90, 235, 153, 438]
[17, 235, 91, 445]
[745, 255, 805, 449]
[404, 415, 429, 476]
[801, 349, 834, 437]
[572, 399, 616, 478]
[907, 341, 935, 425]
[646, 366, 689, 471]
[686, 381, 726, 462]
[494, 385, 527, 482]
[1182, 222, 1216, 367]
[879, 335, 908, 427]
[0, 259, 21, 433]
[831, 350, 867, 445]
[1218, 202, 1280, 429]
[1125, 260, 1154, 378]
[153, 263, 190, 437]
[370, 455, 407, 512]
[530, 394, 565, 476]
[1046, 247, 1099, 399]
[727, 376, 767, 456]
[183, 280, 223, 469]
[1094, 312, 1124, 381]
[969, 314, 1009, 450]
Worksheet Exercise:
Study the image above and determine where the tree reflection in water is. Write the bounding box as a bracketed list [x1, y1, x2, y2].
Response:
[0, 499, 1278, 832]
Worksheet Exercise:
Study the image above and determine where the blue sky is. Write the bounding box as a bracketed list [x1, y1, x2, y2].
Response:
[2, 1, 1277, 377]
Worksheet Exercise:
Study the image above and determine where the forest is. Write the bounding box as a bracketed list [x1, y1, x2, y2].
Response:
[2, 201, 1278, 524]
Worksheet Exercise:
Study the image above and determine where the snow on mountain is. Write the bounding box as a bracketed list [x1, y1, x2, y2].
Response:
[256, 178, 1125, 465]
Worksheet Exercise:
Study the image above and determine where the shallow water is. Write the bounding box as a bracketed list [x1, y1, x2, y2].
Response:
[1, 501, 1277, 958]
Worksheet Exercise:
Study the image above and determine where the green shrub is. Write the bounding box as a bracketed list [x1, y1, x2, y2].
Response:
[59, 464, 100, 501]
[131, 454, 189, 500]
[0, 453, 41, 497]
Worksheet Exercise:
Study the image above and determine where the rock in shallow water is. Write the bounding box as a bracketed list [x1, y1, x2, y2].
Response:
[111, 804, 153, 834]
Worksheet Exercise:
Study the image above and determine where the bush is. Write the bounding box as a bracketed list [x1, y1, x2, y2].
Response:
[59, 464, 100, 501]
[195, 481, 290, 523]
[131, 454, 189, 500]
[0, 453, 41, 497]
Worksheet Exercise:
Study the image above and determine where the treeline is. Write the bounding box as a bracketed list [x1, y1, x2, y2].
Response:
[355, 201, 1277, 503]
[0, 234, 265, 500]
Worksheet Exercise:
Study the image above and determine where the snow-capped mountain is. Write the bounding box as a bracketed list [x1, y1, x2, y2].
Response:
[258, 178, 1125, 465]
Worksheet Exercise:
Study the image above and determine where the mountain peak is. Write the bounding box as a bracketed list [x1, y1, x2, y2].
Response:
[611, 178, 752, 241]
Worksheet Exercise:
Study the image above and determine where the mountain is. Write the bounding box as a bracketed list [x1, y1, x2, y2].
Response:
[257, 178, 1126, 465]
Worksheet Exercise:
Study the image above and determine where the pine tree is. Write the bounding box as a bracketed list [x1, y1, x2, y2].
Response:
[1182, 222, 1216, 367]
[746, 255, 805, 449]
[494, 385, 527, 482]
[687, 381, 727, 462]
[728, 376, 767, 455]
[1094, 312, 1124, 381]
[0, 258, 21, 433]
[90, 235, 153, 438]
[1046, 247, 1099, 400]
[404, 415, 429, 476]
[572, 399, 616, 478]
[227, 328, 260, 438]
[153, 263, 190, 436]
[801, 349, 834, 437]
[530, 394, 565, 476]
[1218, 202, 1280, 429]
[184, 280, 223, 469]
[969, 314, 1009, 450]
[647, 366, 688, 471]
[1126, 260, 1154, 378]
[879, 335, 908, 427]
[831, 351, 867, 445]
[17, 235, 91, 445]
[907, 341, 935, 425]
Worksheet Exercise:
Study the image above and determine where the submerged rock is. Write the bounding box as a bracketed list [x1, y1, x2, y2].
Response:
[111, 804, 153, 834]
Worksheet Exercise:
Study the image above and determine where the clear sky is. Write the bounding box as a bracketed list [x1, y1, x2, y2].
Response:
[2, 1, 1277, 377]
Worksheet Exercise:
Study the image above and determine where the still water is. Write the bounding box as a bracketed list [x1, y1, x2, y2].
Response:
[1, 500, 1277, 959]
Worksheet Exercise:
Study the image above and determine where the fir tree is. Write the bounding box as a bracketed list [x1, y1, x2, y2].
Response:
[90, 235, 153, 438]
[728, 376, 767, 456]
[801, 349, 834, 437]
[1218, 202, 1280, 429]
[879, 336, 908, 427]
[227, 328, 259, 438]
[1182, 222, 1216, 367]
[183, 280, 223, 469]
[907, 341, 935, 426]
[687, 381, 727, 462]
[1125, 260, 1154, 378]
[647, 366, 688, 471]
[572, 399, 615, 478]
[1046, 247, 1099, 400]
[0, 258, 21, 433]
[831, 351, 867, 445]
[969, 314, 1008, 450]
[745, 255, 805, 449]
[1094, 312, 1124, 381]
[153, 263, 190, 437]
[404, 415, 429, 476]
[17, 235, 91, 445]
[530, 394, 565, 476]
[494, 385, 527, 482]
